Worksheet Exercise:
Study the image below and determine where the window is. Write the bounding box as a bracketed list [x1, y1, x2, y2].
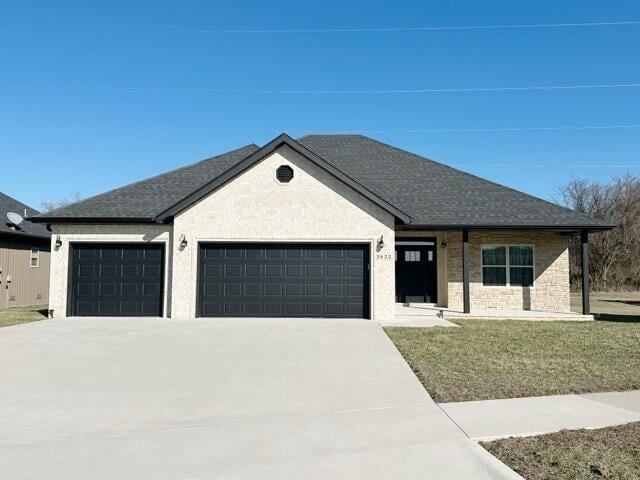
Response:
[276, 165, 294, 183]
[481, 245, 533, 286]
[30, 248, 39, 267]
[405, 251, 420, 262]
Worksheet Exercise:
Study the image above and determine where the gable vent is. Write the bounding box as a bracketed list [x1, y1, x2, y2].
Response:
[276, 165, 294, 183]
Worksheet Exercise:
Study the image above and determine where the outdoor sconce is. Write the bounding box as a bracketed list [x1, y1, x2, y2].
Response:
[440, 238, 448, 249]
[179, 234, 188, 249]
[377, 235, 385, 251]
[55, 235, 62, 248]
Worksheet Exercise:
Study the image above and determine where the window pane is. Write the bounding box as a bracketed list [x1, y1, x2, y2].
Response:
[483, 267, 506, 286]
[30, 257, 38, 267]
[405, 251, 420, 262]
[482, 246, 506, 266]
[510, 267, 534, 286]
[509, 246, 533, 266]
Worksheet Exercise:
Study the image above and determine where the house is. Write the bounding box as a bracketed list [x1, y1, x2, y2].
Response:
[0, 192, 51, 308]
[31, 134, 611, 320]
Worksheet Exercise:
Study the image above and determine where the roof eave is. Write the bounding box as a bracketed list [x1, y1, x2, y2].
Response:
[396, 223, 616, 232]
[27, 216, 159, 224]
[0, 230, 51, 241]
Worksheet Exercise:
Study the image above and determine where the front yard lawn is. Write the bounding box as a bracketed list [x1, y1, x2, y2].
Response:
[482, 422, 640, 480]
[385, 317, 640, 402]
[0, 304, 48, 328]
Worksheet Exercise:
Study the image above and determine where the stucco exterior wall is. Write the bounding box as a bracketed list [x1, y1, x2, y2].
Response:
[47, 224, 172, 317]
[445, 230, 570, 312]
[172, 145, 396, 320]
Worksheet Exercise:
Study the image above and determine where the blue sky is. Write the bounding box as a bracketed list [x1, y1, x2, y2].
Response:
[2, 0, 640, 210]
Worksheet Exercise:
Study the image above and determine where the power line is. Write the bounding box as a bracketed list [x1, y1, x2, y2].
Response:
[453, 163, 640, 168]
[357, 124, 640, 133]
[2, 20, 639, 35]
[1, 120, 640, 134]
[3, 82, 640, 95]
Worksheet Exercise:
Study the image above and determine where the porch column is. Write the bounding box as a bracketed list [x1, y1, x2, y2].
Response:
[462, 230, 470, 314]
[581, 230, 590, 315]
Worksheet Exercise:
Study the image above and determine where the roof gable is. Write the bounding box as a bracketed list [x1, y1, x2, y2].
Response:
[154, 134, 412, 223]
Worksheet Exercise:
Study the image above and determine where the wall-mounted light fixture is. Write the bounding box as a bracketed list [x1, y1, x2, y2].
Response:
[376, 235, 385, 251]
[55, 235, 62, 248]
[440, 238, 448, 249]
[179, 234, 188, 249]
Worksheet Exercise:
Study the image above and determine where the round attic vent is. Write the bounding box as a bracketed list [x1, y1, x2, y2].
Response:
[276, 165, 294, 183]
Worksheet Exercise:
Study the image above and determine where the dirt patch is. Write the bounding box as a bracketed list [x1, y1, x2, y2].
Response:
[482, 422, 640, 480]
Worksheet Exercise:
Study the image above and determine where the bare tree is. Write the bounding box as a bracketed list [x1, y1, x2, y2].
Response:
[40, 192, 82, 213]
[557, 173, 640, 291]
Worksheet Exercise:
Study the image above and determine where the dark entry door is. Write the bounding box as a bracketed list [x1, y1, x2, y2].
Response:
[395, 240, 437, 303]
[69, 244, 164, 316]
[197, 243, 369, 318]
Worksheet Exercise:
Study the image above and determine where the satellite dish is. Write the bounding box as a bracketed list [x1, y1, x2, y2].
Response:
[7, 212, 24, 225]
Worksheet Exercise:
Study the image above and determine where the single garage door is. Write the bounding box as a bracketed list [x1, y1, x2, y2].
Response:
[198, 243, 369, 318]
[69, 244, 164, 316]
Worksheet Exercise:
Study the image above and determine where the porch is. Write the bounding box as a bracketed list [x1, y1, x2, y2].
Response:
[393, 228, 594, 320]
[379, 303, 593, 328]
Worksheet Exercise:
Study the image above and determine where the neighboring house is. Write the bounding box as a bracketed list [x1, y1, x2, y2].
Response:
[31, 134, 611, 320]
[0, 192, 51, 308]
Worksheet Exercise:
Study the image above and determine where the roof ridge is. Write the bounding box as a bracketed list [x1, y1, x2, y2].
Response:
[35, 144, 258, 219]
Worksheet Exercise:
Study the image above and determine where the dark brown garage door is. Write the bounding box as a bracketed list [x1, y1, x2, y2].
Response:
[197, 243, 369, 318]
[69, 244, 164, 316]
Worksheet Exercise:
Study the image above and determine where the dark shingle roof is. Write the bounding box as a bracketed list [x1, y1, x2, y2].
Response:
[32, 134, 610, 230]
[298, 135, 610, 229]
[0, 192, 50, 239]
[34, 144, 258, 220]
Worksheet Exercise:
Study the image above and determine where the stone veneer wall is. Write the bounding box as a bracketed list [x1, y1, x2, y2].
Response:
[445, 230, 570, 312]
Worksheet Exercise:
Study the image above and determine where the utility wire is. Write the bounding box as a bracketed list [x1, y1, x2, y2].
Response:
[1, 120, 639, 134]
[356, 124, 640, 133]
[2, 20, 639, 35]
[3, 82, 640, 95]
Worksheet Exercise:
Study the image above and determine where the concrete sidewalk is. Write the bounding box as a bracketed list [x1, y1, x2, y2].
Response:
[440, 390, 640, 441]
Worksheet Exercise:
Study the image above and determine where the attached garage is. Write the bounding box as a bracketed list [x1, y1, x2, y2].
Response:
[197, 243, 370, 318]
[68, 244, 164, 316]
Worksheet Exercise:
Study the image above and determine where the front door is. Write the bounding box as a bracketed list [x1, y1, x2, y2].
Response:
[395, 240, 437, 303]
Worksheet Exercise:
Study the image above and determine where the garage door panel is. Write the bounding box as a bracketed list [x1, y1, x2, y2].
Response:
[70, 244, 164, 317]
[198, 243, 369, 318]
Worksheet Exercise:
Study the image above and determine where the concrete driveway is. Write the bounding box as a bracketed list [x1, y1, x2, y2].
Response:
[0, 317, 518, 479]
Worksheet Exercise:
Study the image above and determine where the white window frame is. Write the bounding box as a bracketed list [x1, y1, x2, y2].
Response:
[481, 244, 535, 287]
[30, 247, 39, 268]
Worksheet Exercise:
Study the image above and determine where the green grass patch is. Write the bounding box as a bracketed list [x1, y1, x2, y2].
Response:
[482, 422, 640, 480]
[385, 318, 640, 402]
[0, 304, 48, 328]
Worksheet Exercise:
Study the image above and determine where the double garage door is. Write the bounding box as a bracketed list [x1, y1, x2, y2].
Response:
[69, 242, 369, 318]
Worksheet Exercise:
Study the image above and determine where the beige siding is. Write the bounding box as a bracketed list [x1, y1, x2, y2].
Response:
[172, 145, 396, 320]
[0, 237, 50, 308]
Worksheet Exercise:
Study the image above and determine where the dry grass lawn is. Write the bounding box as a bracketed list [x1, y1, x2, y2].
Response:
[385, 293, 640, 402]
[482, 422, 640, 480]
[0, 304, 48, 328]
